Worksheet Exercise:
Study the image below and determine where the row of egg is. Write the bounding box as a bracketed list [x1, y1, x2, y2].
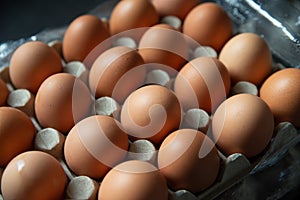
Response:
[1, 0, 300, 199]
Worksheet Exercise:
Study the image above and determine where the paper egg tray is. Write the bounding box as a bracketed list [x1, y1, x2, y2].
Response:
[1, 0, 300, 200]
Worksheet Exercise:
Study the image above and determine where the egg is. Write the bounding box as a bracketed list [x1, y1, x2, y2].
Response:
[183, 2, 233, 51]
[138, 24, 189, 75]
[121, 85, 182, 144]
[219, 33, 272, 86]
[0, 107, 36, 167]
[109, 0, 159, 35]
[89, 46, 146, 103]
[0, 78, 9, 106]
[158, 129, 220, 193]
[1, 151, 67, 200]
[35, 73, 92, 133]
[152, 0, 199, 20]
[212, 94, 274, 157]
[174, 57, 231, 113]
[98, 160, 168, 200]
[9, 41, 62, 93]
[260, 68, 300, 128]
[64, 115, 128, 179]
[62, 14, 110, 67]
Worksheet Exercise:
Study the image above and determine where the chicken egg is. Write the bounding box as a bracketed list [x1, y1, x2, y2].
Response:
[212, 94, 274, 157]
[64, 115, 128, 179]
[219, 33, 272, 86]
[0, 107, 36, 167]
[260, 68, 300, 128]
[9, 41, 62, 93]
[35, 73, 92, 133]
[98, 160, 168, 200]
[1, 151, 67, 200]
[0, 78, 9, 106]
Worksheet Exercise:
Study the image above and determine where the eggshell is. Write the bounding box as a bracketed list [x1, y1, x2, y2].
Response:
[62, 14, 110, 66]
[109, 0, 159, 35]
[9, 41, 62, 93]
[0, 78, 9, 106]
[152, 0, 199, 20]
[98, 160, 168, 200]
[158, 129, 220, 193]
[35, 73, 92, 133]
[138, 24, 189, 75]
[219, 33, 272, 86]
[260, 68, 300, 128]
[89, 46, 146, 103]
[183, 2, 233, 51]
[1, 151, 67, 200]
[0, 107, 36, 167]
[121, 85, 182, 144]
[212, 94, 274, 157]
[64, 115, 128, 179]
[174, 57, 230, 113]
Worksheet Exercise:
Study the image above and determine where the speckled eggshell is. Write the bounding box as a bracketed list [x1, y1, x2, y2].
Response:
[35, 73, 92, 133]
[64, 115, 128, 179]
[0, 78, 9, 106]
[260, 68, 300, 128]
[1, 151, 67, 200]
[158, 129, 220, 193]
[9, 41, 62, 93]
[98, 160, 168, 200]
[183, 2, 233, 51]
[212, 94, 274, 157]
[219, 33, 272, 86]
[0, 107, 36, 167]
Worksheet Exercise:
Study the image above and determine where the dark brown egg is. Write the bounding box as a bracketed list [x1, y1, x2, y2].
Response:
[0, 78, 9, 106]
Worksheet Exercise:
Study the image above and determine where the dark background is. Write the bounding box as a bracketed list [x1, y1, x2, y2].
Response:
[0, 0, 105, 43]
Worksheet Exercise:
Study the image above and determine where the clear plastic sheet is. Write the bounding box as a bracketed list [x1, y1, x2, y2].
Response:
[0, 0, 299, 199]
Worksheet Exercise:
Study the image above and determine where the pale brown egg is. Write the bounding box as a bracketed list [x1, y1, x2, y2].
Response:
[1, 151, 67, 200]
[158, 129, 220, 193]
[138, 24, 189, 75]
[0, 78, 9, 106]
[174, 57, 231, 113]
[260, 68, 300, 128]
[0, 107, 36, 167]
[212, 94, 274, 157]
[64, 115, 128, 179]
[219, 33, 272, 86]
[109, 0, 159, 35]
[183, 2, 233, 51]
[98, 160, 168, 200]
[35, 73, 92, 133]
[152, 0, 199, 20]
[89, 46, 146, 103]
[62, 14, 110, 67]
[121, 85, 182, 145]
[9, 41, 62, 93]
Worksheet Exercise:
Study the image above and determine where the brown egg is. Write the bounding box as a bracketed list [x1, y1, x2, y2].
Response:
[109, 0, 159, 35]
[219, 33, 272, 86]
[152, 0, 199, 20]
[98, 160, 168, 200]
[158, 129, 220, 193]
[260, 68, 300, 128]
[174, 57, 231, 113]
[1, 151, 67, 200]
[64, 115, 128, 179]
[9, 41, 62, 93]
[0, 78, 9, 106]
[62, 14, 110, 67]
[35, 73, 92, 133]
[121, 85, 182, 145]
[183, 2, 233, 51]
[212, 94, 274, 157]
[0, 107, 36, 167]
[89, 46, 146, 103]
[138, 24, 189, 75]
